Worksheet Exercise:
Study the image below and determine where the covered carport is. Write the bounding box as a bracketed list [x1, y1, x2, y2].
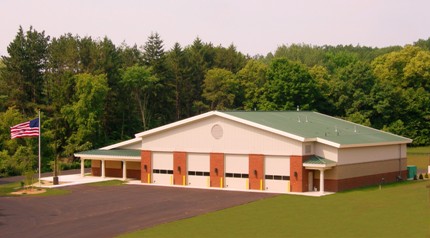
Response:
[74, 149, 141, 180]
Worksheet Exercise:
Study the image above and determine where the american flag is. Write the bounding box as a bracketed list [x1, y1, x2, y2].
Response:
[10, 118, 40, 139]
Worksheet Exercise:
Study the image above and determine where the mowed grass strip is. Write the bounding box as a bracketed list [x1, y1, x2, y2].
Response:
[0, 181, 70, 197]
[87, 179, 125, 186]
[408, 145, 430, 170]
[120, 181, 430, 238]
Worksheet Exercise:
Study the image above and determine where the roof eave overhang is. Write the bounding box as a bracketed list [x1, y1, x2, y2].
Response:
[135, 111, 217, 138]
[100, 137, 142, 150]
[310, 137, 412, 149]
[303, 163, 336, 169]
[219, 112, 306, 142]
[73, 154, 141, 161]
[337, 140, 413, 149]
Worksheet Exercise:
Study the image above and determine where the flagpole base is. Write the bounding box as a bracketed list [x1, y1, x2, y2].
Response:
[53, 176, 59, 185]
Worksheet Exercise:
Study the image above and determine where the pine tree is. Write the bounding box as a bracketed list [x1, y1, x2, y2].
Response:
[1, 26, 49, 114]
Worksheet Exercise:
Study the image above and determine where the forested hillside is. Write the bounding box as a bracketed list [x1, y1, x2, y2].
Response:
[1, 26, 429, 176]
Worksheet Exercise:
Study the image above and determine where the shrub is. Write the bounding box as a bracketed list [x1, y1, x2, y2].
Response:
[425, 173, 429, 179]
[413, 175, 417, 180]
[418, 174, 423, 179]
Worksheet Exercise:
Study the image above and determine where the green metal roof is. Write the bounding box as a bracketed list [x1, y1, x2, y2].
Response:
[74, 149, 141, 158]
[223, 111, 411, 146]
[304, 155, 336, 165]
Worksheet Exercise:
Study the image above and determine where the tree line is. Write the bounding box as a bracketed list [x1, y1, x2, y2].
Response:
[0, 26, 429, 176]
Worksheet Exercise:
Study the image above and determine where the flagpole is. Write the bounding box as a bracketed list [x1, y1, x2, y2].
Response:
[38, 109, 41, 187]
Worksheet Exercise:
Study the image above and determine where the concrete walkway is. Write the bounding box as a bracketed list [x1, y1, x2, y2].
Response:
[128, 179, 334, 197]
[35, 173, 334, 196]
[37, 173, 119, 188]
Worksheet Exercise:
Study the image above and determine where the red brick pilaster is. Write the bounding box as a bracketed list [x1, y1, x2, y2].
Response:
[210, 153, 224, 188]
[249, 154, 264, 190]
[141, 150, 152, 183]
[290, 155, 308, 192]
[173, 152, 187, 185]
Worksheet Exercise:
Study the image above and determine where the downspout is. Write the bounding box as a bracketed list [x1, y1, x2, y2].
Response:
[399, 144, 402, 179]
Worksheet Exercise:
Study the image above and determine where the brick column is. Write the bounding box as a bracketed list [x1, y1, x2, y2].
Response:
[141, 150, 152, 183]
[249, 154, 264, 190]
[210, 153, 224, 188]
[290, 155, 308, 192]
[173, 152, 187, 185]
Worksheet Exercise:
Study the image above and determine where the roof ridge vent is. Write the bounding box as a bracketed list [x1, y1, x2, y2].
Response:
[297, 116, 301, 123]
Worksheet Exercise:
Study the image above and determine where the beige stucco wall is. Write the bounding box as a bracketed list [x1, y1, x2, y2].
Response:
[323, 158, 407, 180]
[338, 144, 406, 165]
[314, 143, 339, 162]
[117, 141, 142, 150]
[141, 116, 303, 156]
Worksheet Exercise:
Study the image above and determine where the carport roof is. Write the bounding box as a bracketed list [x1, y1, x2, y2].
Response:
[304, 155, 336, 165]
[303, 155, 337, 169]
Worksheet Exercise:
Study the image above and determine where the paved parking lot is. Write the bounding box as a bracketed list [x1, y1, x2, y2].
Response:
[0, 182, 276, 238]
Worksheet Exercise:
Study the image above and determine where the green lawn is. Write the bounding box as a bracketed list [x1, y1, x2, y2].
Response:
[120, 181, 430, 238]
[408, 145, 430, 170]
[0, 182, 70, 197]
[87, 179, 125, 186]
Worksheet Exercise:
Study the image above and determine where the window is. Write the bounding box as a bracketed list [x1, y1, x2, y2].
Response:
[265, 174, 290, 180]
[187, 170, 210, 176]
[188, 171, 196, 176]
[153, 169, 173, 174]
[226, 173, 249, 178]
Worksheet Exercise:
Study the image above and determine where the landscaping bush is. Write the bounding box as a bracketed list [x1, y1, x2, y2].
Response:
[418, 174, 423, 179]
[425, 173, 429, 179]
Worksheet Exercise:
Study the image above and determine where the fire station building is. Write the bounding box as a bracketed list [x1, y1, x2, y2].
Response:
[74, 111, 411, 194]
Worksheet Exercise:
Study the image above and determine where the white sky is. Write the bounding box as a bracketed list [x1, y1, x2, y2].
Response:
[1, 0, 430, 56]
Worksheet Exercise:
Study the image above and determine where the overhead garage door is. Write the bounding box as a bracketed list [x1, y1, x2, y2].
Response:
[187, 153, 210, 188]
[152, 152, 173, 185]
[225, 154, 249, 190]
[265, 156, 290, 193]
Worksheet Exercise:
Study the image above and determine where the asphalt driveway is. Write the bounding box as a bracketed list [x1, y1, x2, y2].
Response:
[0, 183, 276, 238]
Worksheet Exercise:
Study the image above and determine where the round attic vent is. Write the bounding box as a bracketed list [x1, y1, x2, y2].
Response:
[211, 124, 223, 139]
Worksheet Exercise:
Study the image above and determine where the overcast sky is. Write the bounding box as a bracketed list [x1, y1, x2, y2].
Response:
[1, 0, 430, 57]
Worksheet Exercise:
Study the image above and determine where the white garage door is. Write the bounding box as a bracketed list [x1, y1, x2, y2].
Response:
[152, 152, 173, 185]
[225, 154, 249, 190]
[187, 153, 210, 187]
[265, 156, 290, 193]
